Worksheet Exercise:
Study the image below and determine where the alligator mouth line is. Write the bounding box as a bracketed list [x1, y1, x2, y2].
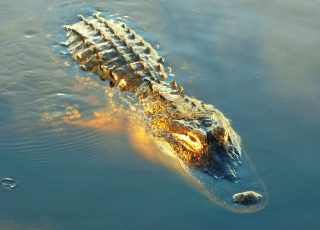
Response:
[60, 12, 269, 212]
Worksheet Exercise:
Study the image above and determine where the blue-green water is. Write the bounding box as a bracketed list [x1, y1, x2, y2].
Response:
[1, 0, 320, 229]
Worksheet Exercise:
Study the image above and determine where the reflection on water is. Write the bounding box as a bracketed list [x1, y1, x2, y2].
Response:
[0, 0, 320, 229]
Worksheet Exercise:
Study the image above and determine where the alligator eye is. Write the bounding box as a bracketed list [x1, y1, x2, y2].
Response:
[173, 132, 203, 152]
[188, 133, 197, 142]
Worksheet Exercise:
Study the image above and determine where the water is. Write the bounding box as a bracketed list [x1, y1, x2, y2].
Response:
[0, 0, 319, 229]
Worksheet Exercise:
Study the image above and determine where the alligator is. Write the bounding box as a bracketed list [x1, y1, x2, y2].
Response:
[62, 12, 267, 212]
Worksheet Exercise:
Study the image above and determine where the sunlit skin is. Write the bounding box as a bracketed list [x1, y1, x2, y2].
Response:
[173, 132, 203, 153]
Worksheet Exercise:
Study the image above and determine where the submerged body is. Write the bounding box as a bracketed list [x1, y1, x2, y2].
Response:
[62, 12, 267, 212]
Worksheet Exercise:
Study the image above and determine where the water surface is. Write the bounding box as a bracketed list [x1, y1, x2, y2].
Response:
[0, 0, 320, 229]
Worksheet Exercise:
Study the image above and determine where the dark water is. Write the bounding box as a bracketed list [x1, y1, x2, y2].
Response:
[1, 0, 320, 229]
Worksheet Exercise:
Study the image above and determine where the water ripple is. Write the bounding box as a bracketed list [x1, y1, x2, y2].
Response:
[1, 178, 18, 190]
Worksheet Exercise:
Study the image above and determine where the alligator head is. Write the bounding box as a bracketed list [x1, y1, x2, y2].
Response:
[147, 100, 268, 212]
[148, 97, 242, 181]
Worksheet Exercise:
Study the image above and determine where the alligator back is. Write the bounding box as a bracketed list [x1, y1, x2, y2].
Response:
[63, 13, 168, 92]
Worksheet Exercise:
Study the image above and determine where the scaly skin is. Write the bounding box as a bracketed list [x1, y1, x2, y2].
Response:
[62, 12, 242, 180]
